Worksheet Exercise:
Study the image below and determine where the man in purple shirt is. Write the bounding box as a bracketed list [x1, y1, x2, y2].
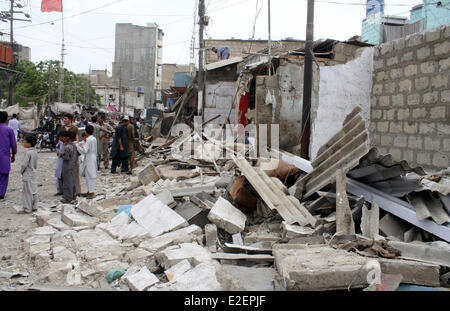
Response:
[0, 111, 17, 200]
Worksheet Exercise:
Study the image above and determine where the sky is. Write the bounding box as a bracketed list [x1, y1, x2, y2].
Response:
[0, 0, 423, 74]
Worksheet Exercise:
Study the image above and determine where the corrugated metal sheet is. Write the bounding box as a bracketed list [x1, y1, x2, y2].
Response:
[296, 106, 370, 199]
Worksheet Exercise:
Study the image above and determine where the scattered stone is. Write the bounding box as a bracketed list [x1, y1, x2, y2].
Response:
[216, 265, 278, 291]
[76, 199, 105, 217]
[204, 224, 218, 253]
[170, 184, 216, 197]
[150, 263, 222, 291]
[35, 210, 56, 227]
[155, 190, 176, 208]
[232, 233, 244, 245]
[96, 211, 130, 239]
[130, 194, 188, 238]
[32, 226, 58, 236]
[378, 258, 440, 287]
[155, 242, 213, 269]
[281, 222, 315, 239]
[124, 248, 154, 264]
[61, 212, 98, 228]
[174, 201, 209, 228]
[125, 266, 159, 291]
[139, 225, 203, 253]
[137, 163, 160, 185]
[207, 197, 247, 234]
[164, 259, 192, 281]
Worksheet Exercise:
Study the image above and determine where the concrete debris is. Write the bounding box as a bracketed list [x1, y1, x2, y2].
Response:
[164, 259, 192, 281]
[137, 163, 160, 185]
[388, 241, 450, 267]
[216, 265, 278, 291]
[207, 197, 247, 234]
[174, 201, 209, 228]
[379, 214, 411, 241]
[281, 222, 315, 239]
[125, 266, 159, 291]
[361, 201, 380, 239]
[212, 253, 274, 263]
[155, 242, 213, 269]
[155, 190, 176, 208]
[232, 233, 244, 246]
[150, 263, 222, 291]
[170, 184, 216, 197]
[139, 225, 203, 253]
[335, 169, 355, 235]
[76, 199, 105, 218]
[190, 192, 217, 210]
[204, 224, 218, 253]
[130, 194, 188, 238]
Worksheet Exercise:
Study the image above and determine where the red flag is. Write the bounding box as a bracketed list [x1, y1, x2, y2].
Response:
[41, 0, 63, 13]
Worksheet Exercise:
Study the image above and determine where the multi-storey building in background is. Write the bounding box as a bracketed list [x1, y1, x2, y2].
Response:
[112, 23, 164, 108]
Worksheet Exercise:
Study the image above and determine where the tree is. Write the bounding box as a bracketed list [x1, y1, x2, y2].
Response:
[0, 59, 100, 107]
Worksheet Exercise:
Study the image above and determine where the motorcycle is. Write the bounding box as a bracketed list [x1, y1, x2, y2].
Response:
[37, 132, 55, 153]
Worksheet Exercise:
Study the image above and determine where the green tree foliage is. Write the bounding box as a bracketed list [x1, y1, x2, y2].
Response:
[0, 60, 100, 108]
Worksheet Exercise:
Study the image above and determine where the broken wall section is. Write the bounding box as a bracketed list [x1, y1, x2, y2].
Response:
[370, 25, 450, 171]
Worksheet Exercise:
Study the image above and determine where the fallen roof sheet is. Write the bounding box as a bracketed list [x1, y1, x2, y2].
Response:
[205, 56, 243, 71]
[296, 106, 370, 199]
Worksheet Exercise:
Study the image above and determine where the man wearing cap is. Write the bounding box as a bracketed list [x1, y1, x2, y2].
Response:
[212, 46, 231, 60]
[110, 117, 130, 174]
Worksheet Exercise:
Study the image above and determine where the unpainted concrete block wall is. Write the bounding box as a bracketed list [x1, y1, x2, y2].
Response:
[370, 25, 450, 171]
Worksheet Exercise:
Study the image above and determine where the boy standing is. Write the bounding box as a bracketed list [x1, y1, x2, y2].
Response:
[76, 125, 97, 199]
[54, 134, 64, 196]
[20, 136, 38, 214]
[60, 131, 78, 204]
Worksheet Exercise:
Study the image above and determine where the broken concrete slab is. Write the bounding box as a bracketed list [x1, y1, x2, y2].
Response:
[216, 265, 278, 291]
[52, 246, 78, 264]
[170, 184, 216, 197]
[155, 190, 176, 208]
[125, 266, 159, 291]
[273, 244, 372, 290]
[124, 248, 154, 265]
[223, 243, 272, 255]
[387, 241, 450, 267]
[190, 192, 217, 210]
[244, 231, 281, 246]
[96, 211, 130, 239]
[31, 226, 58, 237]
[139, 225, 203, 254]
[336, 169, 355, 235]
[155, 242, 213, 269]
[46, 216, 72, 231]
[61, 212, 98, 228]
[76, 199, 105, 218]
[215, 176, 233, 188]
[204, 224, 218, 253]
[149, 262, 222, 291]
[378, 258, 440, 287]
[212, 253, 274, 262]
[281, 221, 315, 239]
[35, 210, 56, 227]
[71, 230, 125, 264]
[232, 233, 244, 246]
[118, 221, 152, 245]
[130, 194, 188, 238]
[207, 197, 247, 234]
[174, 201, 209, 228]
[164, 259, 192, 281]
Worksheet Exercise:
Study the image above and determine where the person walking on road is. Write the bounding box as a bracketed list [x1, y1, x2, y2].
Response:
[0, 111, 17, 200]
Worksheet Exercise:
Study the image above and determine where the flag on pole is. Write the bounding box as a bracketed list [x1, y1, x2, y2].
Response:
[41, 0, 63, 13]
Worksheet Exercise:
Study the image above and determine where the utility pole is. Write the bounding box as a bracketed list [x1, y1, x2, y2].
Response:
[268, 0, 272, 76]
[119, 65, 122, 113]
[48, 63, 51, 104]
[73, 74, 77, 103]
[2, 0, 31, 107]
[58, 10, 65, 103]
[300, 0, 315, 160]
[197, 0, 205, 120]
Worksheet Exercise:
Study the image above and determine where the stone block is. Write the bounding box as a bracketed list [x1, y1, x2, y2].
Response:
[204, 224, 218, 253]
[155, 242, 213, 269]
[407, 33, 423, 47]
[388, 148, 402, 160]
[400, 52, 413, 62]
[124, 248, 154, 264]
[377, 121, 389, 133]
[414, 77, 429, 91]
[216, 265, 278, 291]
[35, 210, 56, 227]
[420, 61, 437, 74]
[76, 199, 104, 218]
[416, 152, 431, 166]
[437, 122, 450, 134]
[392, 94, 404, 107]
[423, 91, 439, 104]
[61, 212, 98, 228]
[155, 190, 176, 208]
[378, 96, 390, 106]
[170, 184, 216, 197]
[425, 28, 441, 42]
[417, 46, 430, 60]
[372, 109, 382, 120]
[393, 39, 405, 51]
[379, 258, 440, 287]
[419, 122, 435, 134]
[389, 122, 403, 133]
[383, 109, 396, 120]
[404, 64, 418, 77]
[384, 81, 397, 94]
[96, 211, 130, 239]
[372, 83, 383, 95]
[397, 109, 410, 121]
[430, 106, 446, 120]
[432, 153, 448, 168]
[47, 216, 72, 231]
[381, 135, 394, 147]
[150, 262, 222, 291]
[403, 122, 418, 134]
[389, 68, 403, 79]
[442, 90, 450, 103]
[439, 58, 450, 71]
[393, 135, 407, 148]
[431, 75, 448, 89]
[412, 108, 427, 119]
[408, 136, 423, 149]
[376, 71, 386, 82]
[139, 225, 203, 253]
[388, 241, 450, 268]
[207, 197, 247, 234]
[380, 43, 393, 55]
[130, 194, 188, 238]
[164, 259, 192, 281]
[273, 245, 371, 290]
[406, 94, 420, 107]
[443, 139, 450, 152]
[373, 59, 384, 70]
[281, 221, 315, 239]
[137, 163, 160, 186]
[32, 226, 58, 237]
[125, 266, 159, 291]
[386, 56, 398, 67]
[434, 41, 450, 56]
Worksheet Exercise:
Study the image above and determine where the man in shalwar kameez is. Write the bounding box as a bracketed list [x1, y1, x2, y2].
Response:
[20, 136, 38, 213]
[0, 111, 17, 200]
[60, 131, 78, 204]
[76, 125, 97, 199]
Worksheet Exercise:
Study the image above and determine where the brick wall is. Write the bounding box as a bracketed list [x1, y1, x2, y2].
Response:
[370, 25, 450, 171]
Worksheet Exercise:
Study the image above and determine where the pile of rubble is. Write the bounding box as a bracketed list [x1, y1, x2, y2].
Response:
[19, 108, 450, 291]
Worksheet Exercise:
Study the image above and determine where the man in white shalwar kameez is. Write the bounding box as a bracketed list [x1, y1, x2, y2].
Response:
[76, 125, 97, 199]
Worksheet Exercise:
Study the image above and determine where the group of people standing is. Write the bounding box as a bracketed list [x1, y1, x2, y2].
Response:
[0, 110, 147, 213]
